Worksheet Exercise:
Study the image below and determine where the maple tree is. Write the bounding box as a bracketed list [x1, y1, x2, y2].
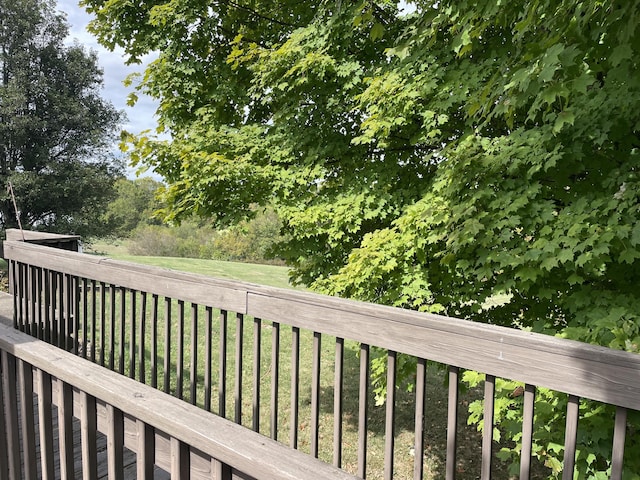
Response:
[84, 0, 640, 476]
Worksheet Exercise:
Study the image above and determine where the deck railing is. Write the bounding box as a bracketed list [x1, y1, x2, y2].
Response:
[3, 231, 640, 479]
[0, 322, 358, 479]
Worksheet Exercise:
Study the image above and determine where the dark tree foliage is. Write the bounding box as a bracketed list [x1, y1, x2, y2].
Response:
[0, 0, 123, 236]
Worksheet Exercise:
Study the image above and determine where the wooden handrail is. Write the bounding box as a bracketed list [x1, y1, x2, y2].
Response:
[0, 322, 358, 480]
[4, 239, 640, 410]
[4, 237, 639, 480]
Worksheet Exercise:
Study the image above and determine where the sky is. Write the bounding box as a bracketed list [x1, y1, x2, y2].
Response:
[57, 0, 160, 156]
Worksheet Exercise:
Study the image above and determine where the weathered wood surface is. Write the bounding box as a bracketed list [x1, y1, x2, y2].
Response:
[5, 239, 640, 411]
[0, 321, 359, 480]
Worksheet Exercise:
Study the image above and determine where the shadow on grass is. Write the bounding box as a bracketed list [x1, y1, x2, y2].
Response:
[314, 344, 526, 480]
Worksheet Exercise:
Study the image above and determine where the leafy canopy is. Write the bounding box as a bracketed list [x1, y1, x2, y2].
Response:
[84, 0, 640, 476]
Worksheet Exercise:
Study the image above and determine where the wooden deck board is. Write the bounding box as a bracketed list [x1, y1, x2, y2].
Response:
[2, 294, 168, 480]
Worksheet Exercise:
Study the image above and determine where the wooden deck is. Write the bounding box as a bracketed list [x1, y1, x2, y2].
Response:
[1, 293, 170, 480]
[3, 232, 640, 480]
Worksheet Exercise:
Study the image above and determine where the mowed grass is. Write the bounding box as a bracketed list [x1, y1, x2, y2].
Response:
[85, 239, 297, 290]
[82, 238, 520, 479]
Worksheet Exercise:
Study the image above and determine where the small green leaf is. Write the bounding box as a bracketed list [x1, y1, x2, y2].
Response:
[370, 23, 385, 41]
[553, 110, 575, 133]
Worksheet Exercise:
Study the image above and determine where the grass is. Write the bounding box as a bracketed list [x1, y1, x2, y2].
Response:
[85, 239, 297, 290]
[78, 239, 523, 479]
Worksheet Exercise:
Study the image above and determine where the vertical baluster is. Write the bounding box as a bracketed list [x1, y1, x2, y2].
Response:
[151, 294, 159, 389]
[384, 351, 397, 480]
[358, 343, 370, 478]
[1, 351, 21, 479]
[69, 275, 77, 354]
[38, 267, 44, 338]
[48, 270, 58, 345]
[190, 303, 198, 405]
[270, 321, 280, 440]
[252, 317, 262, 432]
[562, 395, 580, 480]
[13, 262, 19, 330]
[311, 331, 321, 457]
[334, 337, 345, 468]
[611, 406, 627, 480]
[20, 264, 27, 333]
[234, 313, 244, 423]
[58, 379, 75, 480]
[137, 420, 155, 480]
[177, 299, 184, 399]
[100, 282, 106, 367]
[290, 326, 300, 449]
[90, 280, 97, 362]
[31, 267, 44, 340]
[9, 259, 17, 329]
[19, 359, 37, 480]
[164, 297, 172, 394]
[204, 306, 213, 412]
[100, 282, 107, 367]
[212, 459, 232, 480]
[107, 404, 124, 480]
[139, 292, 147, 383]
[170, 438, 189, 478]
[519, 384, 536, 480]
[80, 391, 98, 480]
[82, 278, 88, 359]
[219, 310, 228, 418]
[29, 265, 36, 337]
[118, 286, 126, 375]
[414, 358, 426, 480]
[446, 366, 459, 480]
[481, 374, 496, 480]
[109, 284, 116, 369]
[129, 289, 137, 379]
[17, 263, 25, 332]
[44, 269, 51, 343]
[37, 370, 55, 480]
[56, 272, 63, 348]
[25, 265, 31, 335]
[64, 273, 71, 350]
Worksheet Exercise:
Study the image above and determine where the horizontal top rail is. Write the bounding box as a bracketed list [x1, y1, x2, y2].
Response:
[0, 321, 358, 480]
[5, 229, 81, 244]
[5, 239, 640, 411]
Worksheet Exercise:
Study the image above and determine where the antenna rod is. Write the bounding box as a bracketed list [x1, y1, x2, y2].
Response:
[7, 182, 25, 241]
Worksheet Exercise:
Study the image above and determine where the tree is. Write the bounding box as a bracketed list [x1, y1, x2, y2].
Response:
[103, 177, 163, 237]
[0, 0, 123, 236]
[84, 0, 640, 476]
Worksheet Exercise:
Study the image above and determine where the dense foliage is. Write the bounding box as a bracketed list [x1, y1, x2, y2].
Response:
[103, 177, 164, 237]
[0, 0, 123, 236]
[127, 209, 284, 264]
[84, 0, 640, 476]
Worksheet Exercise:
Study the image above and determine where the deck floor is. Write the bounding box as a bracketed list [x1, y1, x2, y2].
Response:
[1, 292, 170, 479]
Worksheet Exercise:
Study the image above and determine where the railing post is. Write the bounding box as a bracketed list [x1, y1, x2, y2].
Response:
[1, 351, 21, 479]
[19, 359, 37, 480]
[0, 352, 12, 480]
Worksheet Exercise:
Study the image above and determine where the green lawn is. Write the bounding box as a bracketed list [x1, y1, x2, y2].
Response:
[85, 239, 297, 290]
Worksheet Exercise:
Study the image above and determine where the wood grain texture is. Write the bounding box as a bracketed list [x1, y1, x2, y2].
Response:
[7, 239, 640, 410]
[0, 323, 359, 480]
[4, 241, 247, 313]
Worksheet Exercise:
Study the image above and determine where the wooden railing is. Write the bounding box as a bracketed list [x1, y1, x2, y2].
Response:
[3, 233, 640, 479]
[0, 322, 358, 479]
